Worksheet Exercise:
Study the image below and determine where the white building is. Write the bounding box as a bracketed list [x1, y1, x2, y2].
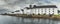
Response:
[25, 5, 58, 15]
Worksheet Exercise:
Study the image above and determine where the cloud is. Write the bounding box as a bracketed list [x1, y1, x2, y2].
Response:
[0, 0, 6, 5]
[0, 0, 60, 13]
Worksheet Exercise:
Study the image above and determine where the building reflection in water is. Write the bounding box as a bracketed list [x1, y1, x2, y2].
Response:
[0, 15, 59, 24]
[17, 17, 59, 24]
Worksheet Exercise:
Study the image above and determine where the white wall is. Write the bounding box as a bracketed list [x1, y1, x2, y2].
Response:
[26, 8, 58, 15]
[54, 8, 58, 14]
[45, 8, 49, 14]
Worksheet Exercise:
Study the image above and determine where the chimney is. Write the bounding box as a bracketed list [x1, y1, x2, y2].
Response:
[33, 5, 36, 7]
[29, 5, 32, 8]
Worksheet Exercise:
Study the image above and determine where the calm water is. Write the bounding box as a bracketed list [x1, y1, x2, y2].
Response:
[0, 15, 60, 24]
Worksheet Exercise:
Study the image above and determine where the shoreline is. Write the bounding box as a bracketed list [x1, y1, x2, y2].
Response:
[1, 14, 60, 20]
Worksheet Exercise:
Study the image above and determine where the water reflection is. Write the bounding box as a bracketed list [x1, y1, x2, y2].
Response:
[0, 15, 60, 24]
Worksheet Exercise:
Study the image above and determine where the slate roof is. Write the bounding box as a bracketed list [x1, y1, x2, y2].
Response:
[26, 5, 57, 9]
[33, 5, 57, 8]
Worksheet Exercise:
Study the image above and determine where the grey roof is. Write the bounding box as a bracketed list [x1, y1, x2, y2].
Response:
[26, 5, 57, 9]
[33, 5, 57, 8]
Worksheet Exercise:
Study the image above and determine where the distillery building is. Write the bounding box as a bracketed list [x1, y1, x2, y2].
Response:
[25, 5, 58, 15]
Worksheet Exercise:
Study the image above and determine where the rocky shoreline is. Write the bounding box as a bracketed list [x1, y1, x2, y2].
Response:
[1, 14, 60, 20]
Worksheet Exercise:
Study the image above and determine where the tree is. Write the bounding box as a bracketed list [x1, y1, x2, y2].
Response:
[58, 10, 60, 14]
[43, 13, 46, 15]
[38, 13, 40, 15]
[32, 13, 35, 15]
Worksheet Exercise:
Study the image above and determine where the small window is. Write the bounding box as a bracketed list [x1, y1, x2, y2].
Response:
[45, 10, 46, 12]
[49, 11, 50, 12]
[53, 11, 54, 12]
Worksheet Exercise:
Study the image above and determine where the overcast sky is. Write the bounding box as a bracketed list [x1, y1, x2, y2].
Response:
[0, 0, 60, 13]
